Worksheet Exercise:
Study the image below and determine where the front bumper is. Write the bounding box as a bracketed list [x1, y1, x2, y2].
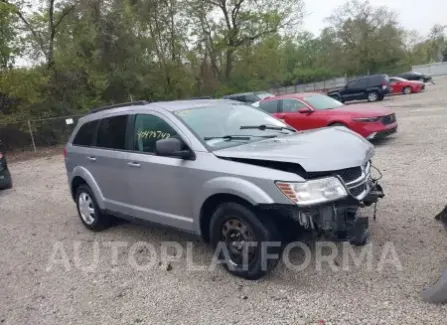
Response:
[258, 180, 385, 243]
[366, 125, 397, 140]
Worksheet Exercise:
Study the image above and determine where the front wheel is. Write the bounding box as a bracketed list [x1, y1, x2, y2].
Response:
[403, 86, 412, 95]
[209, 202, 281, 280]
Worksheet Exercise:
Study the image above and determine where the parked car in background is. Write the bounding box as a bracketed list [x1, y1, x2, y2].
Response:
[389, 77, 425, 94]
[65, 99, 385, 279]
[327, 74, 391, 103]
[397, 71, 434, 84]
[258, 93, 397, 140]
[222, 91, 275, 104]
[0, 151, 12, 190]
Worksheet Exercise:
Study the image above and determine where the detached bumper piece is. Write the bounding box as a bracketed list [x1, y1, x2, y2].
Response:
[421, 269, 447, 304]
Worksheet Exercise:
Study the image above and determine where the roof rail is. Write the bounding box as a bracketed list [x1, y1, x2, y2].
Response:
[189, 96, 212, 99]
[88, 100, 150, 114]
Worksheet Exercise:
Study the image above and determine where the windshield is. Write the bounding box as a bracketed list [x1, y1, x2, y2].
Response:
[303, 94, 344, 110]
[174, 103, 295, 150]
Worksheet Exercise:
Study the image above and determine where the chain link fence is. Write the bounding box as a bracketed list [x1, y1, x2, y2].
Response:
[0, 114, 84, 156]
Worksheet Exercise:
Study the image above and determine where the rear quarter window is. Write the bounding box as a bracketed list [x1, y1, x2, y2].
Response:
[72, 120, 99, 146]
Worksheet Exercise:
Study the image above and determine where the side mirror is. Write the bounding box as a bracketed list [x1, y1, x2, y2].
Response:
[298, 107, 312, 114]
[155, 138, 193, 159]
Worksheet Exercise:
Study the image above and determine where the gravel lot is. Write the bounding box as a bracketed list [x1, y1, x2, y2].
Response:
[1, 79, 447, 325]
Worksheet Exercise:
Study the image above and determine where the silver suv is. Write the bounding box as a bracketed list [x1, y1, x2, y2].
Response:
[65, 99, 384, 279]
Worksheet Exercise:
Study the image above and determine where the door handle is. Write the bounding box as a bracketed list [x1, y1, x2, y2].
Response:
[86, 156, 96, 161]
[127, 162, 141, 168]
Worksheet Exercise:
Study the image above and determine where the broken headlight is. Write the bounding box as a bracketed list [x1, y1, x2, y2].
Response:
[276, 177, 348, 206]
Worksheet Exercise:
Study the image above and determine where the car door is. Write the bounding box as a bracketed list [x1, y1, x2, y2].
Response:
[276, 99, 315, 130]
[389, 78, 402, 93]
[124, 112, 196, 232]
[342, 80, 361, 100]
[85, 113, 133, 215]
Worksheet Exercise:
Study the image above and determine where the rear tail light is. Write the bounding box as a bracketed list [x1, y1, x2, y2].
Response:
[0, 153, 3, 159]
[63, 147, 67, 158]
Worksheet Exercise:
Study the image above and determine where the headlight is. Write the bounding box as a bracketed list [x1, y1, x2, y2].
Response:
[276, 177, 348, 206]
[352, 117, 381, 122]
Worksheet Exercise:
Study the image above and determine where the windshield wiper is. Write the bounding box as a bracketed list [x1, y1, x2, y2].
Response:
[239, 124, 296, 133]
[204, 134, 277, 141]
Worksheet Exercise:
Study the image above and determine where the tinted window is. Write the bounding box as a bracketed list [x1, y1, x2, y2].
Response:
[356, 78, 369, 88]
[282, 99, 307, 112]
[259, 100, 279, 114]
[72, 120, 99, 146]
[303, 95, 344, 110]
[133, 114, 178, 153]
[96, 115, 128, 150]
[346, 80, 358, 89]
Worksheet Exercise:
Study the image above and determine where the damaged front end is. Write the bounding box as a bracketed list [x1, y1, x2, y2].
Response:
[260, 161, 385, 245]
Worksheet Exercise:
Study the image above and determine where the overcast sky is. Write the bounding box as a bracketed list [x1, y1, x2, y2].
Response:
[304, 0, 447, 37]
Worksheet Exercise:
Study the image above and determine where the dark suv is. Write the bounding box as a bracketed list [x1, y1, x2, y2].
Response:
[327, 74, 391, 103]
[222, 91, 274, 104]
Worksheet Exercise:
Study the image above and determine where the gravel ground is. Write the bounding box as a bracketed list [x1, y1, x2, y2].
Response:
[1, 78, 447, 325]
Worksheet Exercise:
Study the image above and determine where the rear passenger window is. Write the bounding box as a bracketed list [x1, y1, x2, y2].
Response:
[95, 115, 128, 150]
[259, 100, 279, 114]
[356, 78, 368, 88]
[282, 99, 307, 112]
[72, 120, 99, 146]
[133, 114, 178, 153]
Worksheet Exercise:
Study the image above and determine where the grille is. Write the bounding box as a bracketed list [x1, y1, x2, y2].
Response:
[335, 167, 362, 184]
[381, 113, 396, 125]
[349, 183, 366, 197]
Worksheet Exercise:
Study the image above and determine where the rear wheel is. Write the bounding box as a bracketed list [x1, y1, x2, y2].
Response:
[76, 185, 113, 231]
[209, 202, 281, 280]
[403, 86, 412, 95]
[367, 91, 379, 102]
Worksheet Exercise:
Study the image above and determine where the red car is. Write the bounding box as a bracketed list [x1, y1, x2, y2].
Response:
[389, 77, 425, 94]
[257, 93, 398, 140]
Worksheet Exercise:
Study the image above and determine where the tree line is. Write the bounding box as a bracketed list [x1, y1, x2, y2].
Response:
[0, 0, 446, 124]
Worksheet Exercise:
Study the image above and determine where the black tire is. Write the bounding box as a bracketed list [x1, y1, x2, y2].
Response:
[367, 91, 379, 102]
[209, 202, 281, 280]
[403, 86, 412, 95]
[75, 184, 112, 231]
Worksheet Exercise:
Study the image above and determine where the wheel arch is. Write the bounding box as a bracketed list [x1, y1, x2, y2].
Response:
[69, 167, 105, 209]
[199, 193, 254, 243]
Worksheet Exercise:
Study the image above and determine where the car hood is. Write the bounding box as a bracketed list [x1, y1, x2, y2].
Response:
[213, 127, 374, 172]
[330, 104, 393, 117]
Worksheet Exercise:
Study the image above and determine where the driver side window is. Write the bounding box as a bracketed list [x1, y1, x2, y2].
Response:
[282, 99, 307, 112]
[133, 114, 178, 153]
